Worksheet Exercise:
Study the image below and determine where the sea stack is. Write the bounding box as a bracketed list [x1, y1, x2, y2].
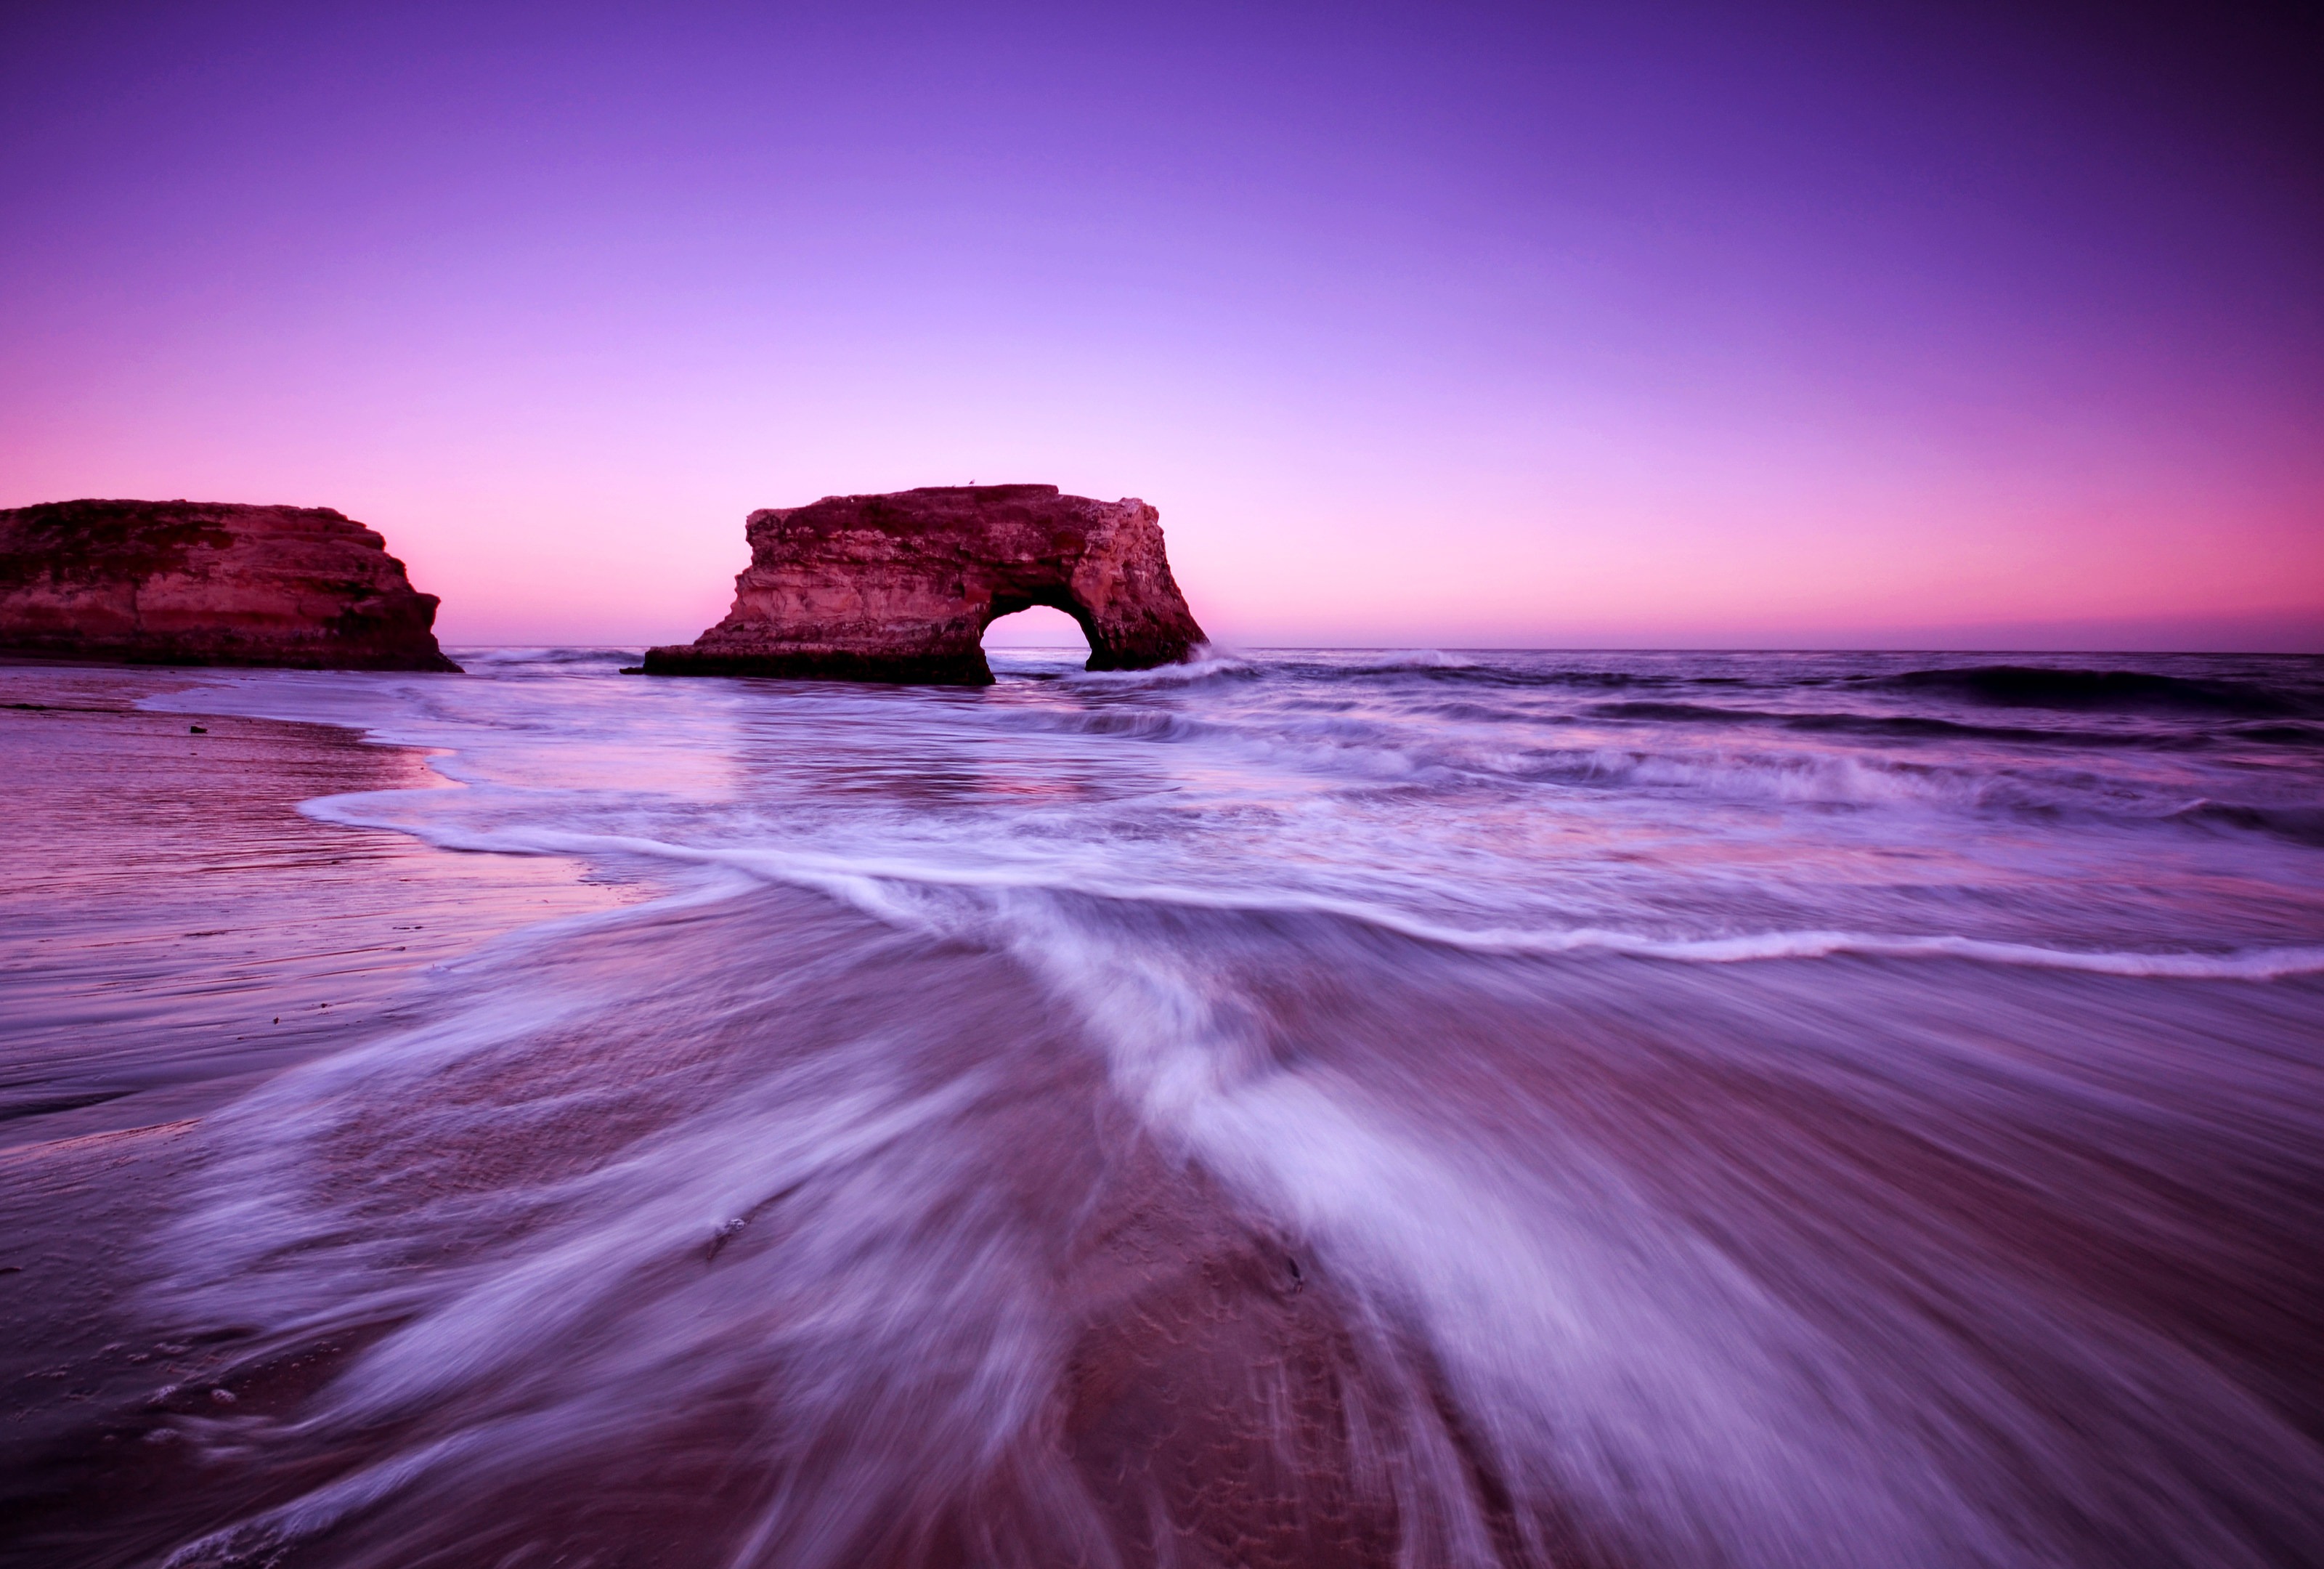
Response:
[644, 485, 1206, 684]
[0, 500, 460, 671]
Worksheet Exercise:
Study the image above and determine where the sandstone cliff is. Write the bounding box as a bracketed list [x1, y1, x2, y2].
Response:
[0, 500, 460, 671]
[645, 485, 1205, 684]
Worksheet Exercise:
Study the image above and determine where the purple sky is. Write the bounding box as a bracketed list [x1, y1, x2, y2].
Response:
[3, 1, 2317, 649]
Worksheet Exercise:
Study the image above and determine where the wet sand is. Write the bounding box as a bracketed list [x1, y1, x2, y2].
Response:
[0, 664, 632, 1558]
[1, 664, 635, 1142]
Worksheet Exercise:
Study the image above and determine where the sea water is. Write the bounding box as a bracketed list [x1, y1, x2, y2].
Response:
[47, 649, 2324, 1565]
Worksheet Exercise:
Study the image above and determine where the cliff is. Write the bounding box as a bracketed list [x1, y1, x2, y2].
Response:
[0, 500, 460, 671]
[644, 485, 1205, 684]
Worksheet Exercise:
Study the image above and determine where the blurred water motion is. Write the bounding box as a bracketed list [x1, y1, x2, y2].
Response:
[4, 646, 2322, 1568]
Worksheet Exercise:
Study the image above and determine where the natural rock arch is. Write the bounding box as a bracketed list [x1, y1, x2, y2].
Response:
[643, 485, 1205, 685]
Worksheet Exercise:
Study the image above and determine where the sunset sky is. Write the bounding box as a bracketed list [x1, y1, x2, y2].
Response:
[3, 1, 2317, 650]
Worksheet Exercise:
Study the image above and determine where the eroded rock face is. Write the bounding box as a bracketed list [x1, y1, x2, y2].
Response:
[645, 485, 1206, 684]
[0, 500, 460, 671]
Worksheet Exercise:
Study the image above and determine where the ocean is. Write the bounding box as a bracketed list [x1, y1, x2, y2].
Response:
[5, 646, 2323, 1568]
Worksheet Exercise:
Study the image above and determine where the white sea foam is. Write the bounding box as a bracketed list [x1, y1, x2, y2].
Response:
[285, 796, 2324, 981]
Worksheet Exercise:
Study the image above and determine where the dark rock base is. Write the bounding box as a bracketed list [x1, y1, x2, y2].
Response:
[639, 646, 994, 685]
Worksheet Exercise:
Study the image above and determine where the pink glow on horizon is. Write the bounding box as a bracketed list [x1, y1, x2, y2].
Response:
[2, 3, 2316, 652]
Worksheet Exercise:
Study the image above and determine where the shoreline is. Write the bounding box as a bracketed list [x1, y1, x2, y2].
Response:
[0, 662, 639, 1505]
[0, 663, 635, 1148]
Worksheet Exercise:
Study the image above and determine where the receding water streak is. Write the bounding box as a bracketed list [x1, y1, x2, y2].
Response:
[3, 648, 2320, 1568]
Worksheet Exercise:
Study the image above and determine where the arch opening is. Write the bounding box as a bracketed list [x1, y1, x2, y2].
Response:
[980, 596, 1094, 661]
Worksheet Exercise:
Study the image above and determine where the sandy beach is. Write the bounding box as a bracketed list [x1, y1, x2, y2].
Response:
[0, 663, 630, 1558]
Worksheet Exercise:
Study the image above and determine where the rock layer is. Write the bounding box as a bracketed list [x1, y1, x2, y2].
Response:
[644, 485, 1204, 684]
[0, 499, 459, 671]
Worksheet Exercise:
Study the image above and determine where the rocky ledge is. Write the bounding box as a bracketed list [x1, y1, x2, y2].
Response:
[0, 499, 460, 671]
[644, 485, 1206, 684]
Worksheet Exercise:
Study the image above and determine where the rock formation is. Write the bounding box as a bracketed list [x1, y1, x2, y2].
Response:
[0, 500, 460, 671]
[644, 485, 1206, 684]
